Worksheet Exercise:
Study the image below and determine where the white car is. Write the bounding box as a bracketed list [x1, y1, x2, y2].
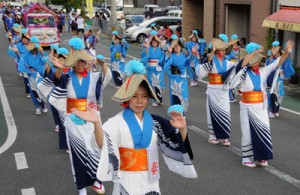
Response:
[125, 16, 182, 43]
[167, 10, 182, 18]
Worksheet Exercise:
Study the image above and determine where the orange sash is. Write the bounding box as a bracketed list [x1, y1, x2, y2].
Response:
[209, 73, 223, 84]
[119, 147, 148, 171]
[241, 91, 263, 104]
[66, 98, 87, 113]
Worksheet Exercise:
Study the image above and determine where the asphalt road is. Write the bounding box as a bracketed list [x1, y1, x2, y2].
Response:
[0, 26, 300, 195]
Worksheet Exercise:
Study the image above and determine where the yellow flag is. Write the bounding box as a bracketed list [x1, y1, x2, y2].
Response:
[86, 0, 94, 18]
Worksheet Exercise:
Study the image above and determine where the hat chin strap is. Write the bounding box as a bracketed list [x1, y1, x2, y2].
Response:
[125, 74, 135, 91]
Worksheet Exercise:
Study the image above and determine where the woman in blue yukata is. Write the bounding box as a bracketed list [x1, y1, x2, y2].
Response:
[266, 41, 295, 118]
[141, 30, 165, 107]
[163, 34, 192, 114]
[18, 36, 48, 115]
[185, 29, 207, 87]
[49, 37, 112, 195]
[110, 31, 129, 88]
[8, 28, 31, 97]
[71, 60, 197, 194]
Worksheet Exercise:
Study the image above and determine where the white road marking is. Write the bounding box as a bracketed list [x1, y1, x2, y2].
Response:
[21, 188, 36, 195]
[0, 76, 17, 155]
[14, 152, 28, 170]
[187, 125, 300, 190]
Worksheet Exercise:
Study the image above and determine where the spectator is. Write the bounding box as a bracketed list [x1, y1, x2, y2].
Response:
[163, 24, 173, 40]
[239, 37, 247, 48]
[76, 15, 85, 36]
[176, 21, 182, 38]
[5, 11, 15, 31]
[60, 9, 66, 33]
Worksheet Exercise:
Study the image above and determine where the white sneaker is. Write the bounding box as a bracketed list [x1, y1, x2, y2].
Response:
[190, 81, 197, 87]
[152, 102, 158, 107]
[35, 108, 41, 115]
[268, 112, 275, 118]
[92, 181, 105, 194]
[242, 158, 256, 168]
[42, 107, 48, 113]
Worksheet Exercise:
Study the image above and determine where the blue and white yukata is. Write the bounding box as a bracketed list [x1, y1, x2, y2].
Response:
[196, 56, 236, 140]
[97, 108, 197, 194]
[185, 39, 207, 83]
[18, 51, 47, 110]
[266, 57, 295, 114]
[110, 42, 128, 87]
[229, 58, 282, 161]
[37, 64, 69, 150]
[163, 52, 190, 113]
[141, 46, 165, 103]
[49, 69, 112, 190]
[226, 48, 240, 102]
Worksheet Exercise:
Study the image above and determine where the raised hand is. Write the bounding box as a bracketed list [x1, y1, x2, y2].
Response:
[49, 56, 64, 69]
[169, 111, 186, 129]
[285, 40, 294, 53]
[71, 107, 100, 124]
[144, 41, 150, 48]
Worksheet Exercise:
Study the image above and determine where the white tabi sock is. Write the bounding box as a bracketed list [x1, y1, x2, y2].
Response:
[78, 188, 87, 195]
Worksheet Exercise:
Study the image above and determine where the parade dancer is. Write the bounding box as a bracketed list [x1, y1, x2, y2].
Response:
[163, 35, 192, 114]
[195, 34, 236, 146]
[266, 41, 295, 117]
[38, 47, 70, 152]
[49, 37, 112, 195]
[71, 60, 197, 194]
[185, 30, 207, 87]
[229, 40, 294, 167]
[109, 31, 129, 88]
[18, 36, 48, 115]
[141, 30, 165, 106]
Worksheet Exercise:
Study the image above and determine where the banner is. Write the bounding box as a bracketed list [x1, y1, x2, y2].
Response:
[86, 0, 94, 18]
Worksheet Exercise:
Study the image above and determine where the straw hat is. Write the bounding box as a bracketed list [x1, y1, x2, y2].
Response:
[239, 48, 247, 60]
[229, 34, 239, 45]
[57, 48, 69, 59]
[249, 53, 266, 66]
[189, 29, 199, 40]
[26, 36, 40, 51]
[112, 60, 159, 103]
[20, 29, 30, 40]
[271, 41, 281, 55]
[112, 31, 121, 41]
[148, 30, 161, 43]
[65, 37, 94, 67]
[12, 24, 22, 33]
[169, 34, 185, 49]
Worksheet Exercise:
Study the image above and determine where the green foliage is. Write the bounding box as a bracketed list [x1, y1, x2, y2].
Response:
[265, 29, 275, 50]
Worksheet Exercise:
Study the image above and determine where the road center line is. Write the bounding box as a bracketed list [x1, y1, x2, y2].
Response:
[187, 125, 300, 190]
[21, 188, 36, 195]
[14, 152, 28, 170]
[0, 76, 17, 155]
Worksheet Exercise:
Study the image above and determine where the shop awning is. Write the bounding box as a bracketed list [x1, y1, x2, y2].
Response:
[262, 7, 300, 32]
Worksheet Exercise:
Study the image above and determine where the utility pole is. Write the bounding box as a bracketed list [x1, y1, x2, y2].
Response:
[111, 0, 117, 32]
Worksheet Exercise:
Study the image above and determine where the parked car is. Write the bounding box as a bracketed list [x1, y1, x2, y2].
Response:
[165, 6, 178, 11]
[167, 10, 182, 18]
[125, 15, 145, 29]
[125, 16, 182, 43]
[144, 4, 159, 12]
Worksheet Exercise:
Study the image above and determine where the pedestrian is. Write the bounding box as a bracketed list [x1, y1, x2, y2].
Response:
[229, 40, 294, 167]
[4, 11, 15, 31]
[195, 34, 236, 146]
[141, 30, 165, 106]
[109, 31, 129, 88]
[49, 37, 112, 195]
[266, 41, 295, 118]
[59, 9, 66, 33]
[71, 59, 197, 194]
[176, 20, 182, 38]
[239, 37, 247, 48]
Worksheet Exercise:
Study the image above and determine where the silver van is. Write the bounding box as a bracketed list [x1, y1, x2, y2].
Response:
[125, 16, 182, 43]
